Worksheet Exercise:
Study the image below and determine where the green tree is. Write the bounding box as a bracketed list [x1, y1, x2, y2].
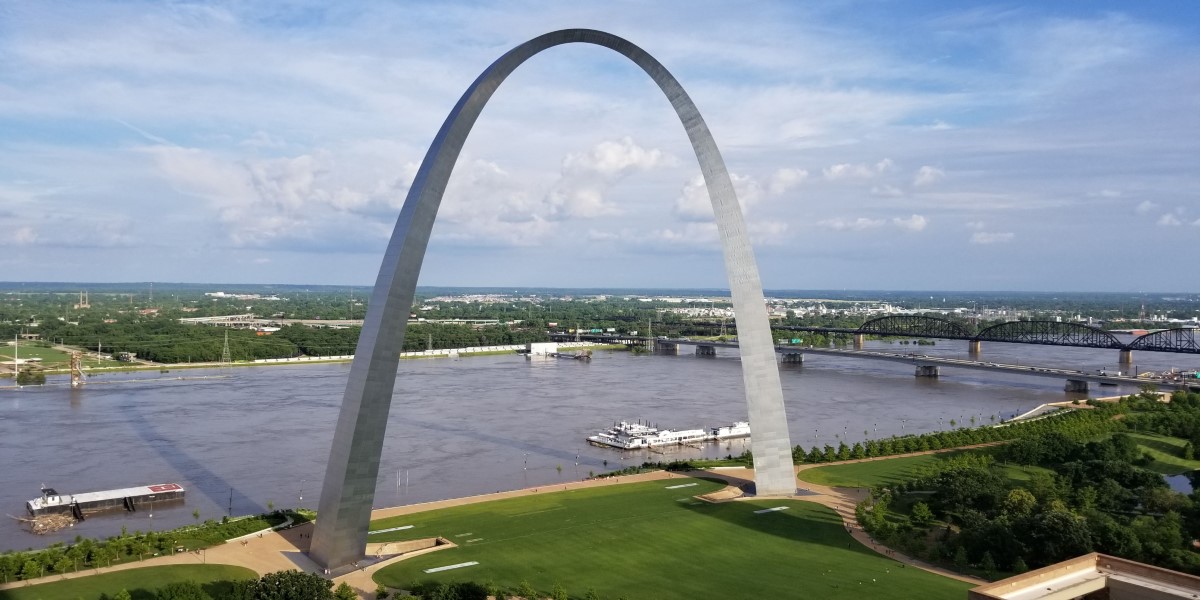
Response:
[253, 570, 334, 600]
[157, 581, 212, 600]
[952, 546, 969, 570]
[373, 582, 389, 600]
[114, 590, 133, 600]
[20, 559, 41, 581]
[551, 582, 568, 600]
[334, 582, 358, 600]
[52, 554, 73, 578]
[515, 580, 538, 599]
[1001, 489, 1037, 519]
[910, 501, 934, 527]
[980, 551, 996, 577]
[1013, 556, 1029, 573]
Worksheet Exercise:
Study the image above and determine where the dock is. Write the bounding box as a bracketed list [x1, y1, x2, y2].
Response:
[26, 483, 184, 519]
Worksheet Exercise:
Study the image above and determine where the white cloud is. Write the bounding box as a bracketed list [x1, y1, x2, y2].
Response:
[546, 137, 671, 219]
[871, 185, 903, 197]
[913, 166, 945, 186]
[823, 158, 893, 181]
[818, 217, 886, 231]
[1135, 200, 1158, 214]
[1193, 218, 1200, 227]
[11, 226, 38, 246]
[893, 214, 928, 232]
[1157, 213, 1182, 226]
[561, 137, 668, 177]
[768, 168, 808, 195]
[971, 231, 1015, 244]
[674, 173, 764, 221]
[965, 221, 986, 230]
[1089, 189, 1121, 198]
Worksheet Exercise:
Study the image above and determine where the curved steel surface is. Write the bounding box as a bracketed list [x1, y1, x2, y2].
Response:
[310, 28, 796, 569]
[858, 315, 973, 339]
[974, 320, 1122, 348]
[1128, 328, 1199, 353]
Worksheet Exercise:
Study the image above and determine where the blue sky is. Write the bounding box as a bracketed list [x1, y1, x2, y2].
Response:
[0, 1, 1197, 291]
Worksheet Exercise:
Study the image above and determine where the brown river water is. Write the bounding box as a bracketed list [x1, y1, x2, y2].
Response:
[1, 339, 1193, 551]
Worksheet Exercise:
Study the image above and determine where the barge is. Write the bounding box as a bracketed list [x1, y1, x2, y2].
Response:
[587, 420, 751, 449]
[27, 483, 185, 519]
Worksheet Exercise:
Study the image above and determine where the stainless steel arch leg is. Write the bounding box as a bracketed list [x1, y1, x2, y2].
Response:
[310, 28, 796, 569]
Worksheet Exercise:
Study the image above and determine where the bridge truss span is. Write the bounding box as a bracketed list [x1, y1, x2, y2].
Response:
[858, 315, 973, 340]
[974, 320, 1123, 349]
[1128, 328, 1200, 354]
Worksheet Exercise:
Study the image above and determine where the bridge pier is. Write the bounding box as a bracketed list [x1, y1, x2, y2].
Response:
[1065, 379, 1090, 393]
[655, 341, 678, 355]
[695, 345, 716, 357]
[915, 365, 939, 378]
[853, 334, 865, 350]
[779, 352, 803, 364]
[968, 340, 982, 355]
[1119, 349, 1133, 365]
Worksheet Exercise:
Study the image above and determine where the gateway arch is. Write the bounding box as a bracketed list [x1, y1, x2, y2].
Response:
[310, 28, 796, 569]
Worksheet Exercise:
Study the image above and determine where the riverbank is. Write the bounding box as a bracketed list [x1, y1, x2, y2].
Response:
[0, 341, 618, 384]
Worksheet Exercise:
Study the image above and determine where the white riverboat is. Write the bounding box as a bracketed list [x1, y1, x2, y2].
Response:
[587, 420, 750, 449]
[710, 421, 751, 439]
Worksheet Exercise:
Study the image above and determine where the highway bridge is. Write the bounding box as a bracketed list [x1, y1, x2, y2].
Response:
[692, 315, 1200, 363]
[549, 333, 1198, 394]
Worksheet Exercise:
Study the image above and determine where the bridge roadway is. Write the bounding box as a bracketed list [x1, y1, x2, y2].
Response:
[552, 334, 1196, 393]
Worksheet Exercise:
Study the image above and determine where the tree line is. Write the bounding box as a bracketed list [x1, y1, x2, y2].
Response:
[857, 390, 1200, 578]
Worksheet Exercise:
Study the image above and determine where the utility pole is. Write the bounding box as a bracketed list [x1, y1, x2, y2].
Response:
[220, 331, 231, 365]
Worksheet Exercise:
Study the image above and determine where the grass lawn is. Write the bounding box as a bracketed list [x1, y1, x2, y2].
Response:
[0, 565, 256, 600]
[798, 451, 1051, 489]
[370, 478, 971, 600]
[1124, 432, 1200, 475]
[0, 344, 126, 370]
[798, 453, 963, 488]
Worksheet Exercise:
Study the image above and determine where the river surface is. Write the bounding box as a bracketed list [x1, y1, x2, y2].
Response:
[1, 339, 1195, 551]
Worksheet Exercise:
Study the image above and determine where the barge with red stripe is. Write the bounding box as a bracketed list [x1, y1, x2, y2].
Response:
[26, 483, 184, 519]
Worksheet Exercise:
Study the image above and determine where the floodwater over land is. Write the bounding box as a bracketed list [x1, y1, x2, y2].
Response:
[1, 338, 1193, 551]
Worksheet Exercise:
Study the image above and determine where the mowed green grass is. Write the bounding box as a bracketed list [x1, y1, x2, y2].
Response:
[798, 453, 959, 488]
[371, 478, 970, 599]
[0, 565, 256, 600]
[1125, 432, 1200, 475]
[798, 451, 1051, 489]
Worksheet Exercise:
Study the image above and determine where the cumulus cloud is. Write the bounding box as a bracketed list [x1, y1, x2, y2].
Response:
[913, 166, 945, 186]
[1135, 200, 1158, 214]
[1157, 213, 1182, 226]
[893, 214, 928, 232]
[545, 137, 671, 219]
[768, 168, 808, 195]
[673, 173, 764, 221]
[818, 217, 886, 231]
[971, 231, 1015, 244]
[11, 226, 38, 245]
[871, 185, 903, 197]
[822, 158, 893, 181]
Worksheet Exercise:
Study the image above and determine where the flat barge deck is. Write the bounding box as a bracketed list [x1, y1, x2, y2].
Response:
[27, 483, 185, 519]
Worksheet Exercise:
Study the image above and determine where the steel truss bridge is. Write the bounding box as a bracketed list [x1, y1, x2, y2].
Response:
[773, 316, 1199, 355]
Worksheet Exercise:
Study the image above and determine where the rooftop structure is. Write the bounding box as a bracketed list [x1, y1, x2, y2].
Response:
[968, 553, 1200, 600]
